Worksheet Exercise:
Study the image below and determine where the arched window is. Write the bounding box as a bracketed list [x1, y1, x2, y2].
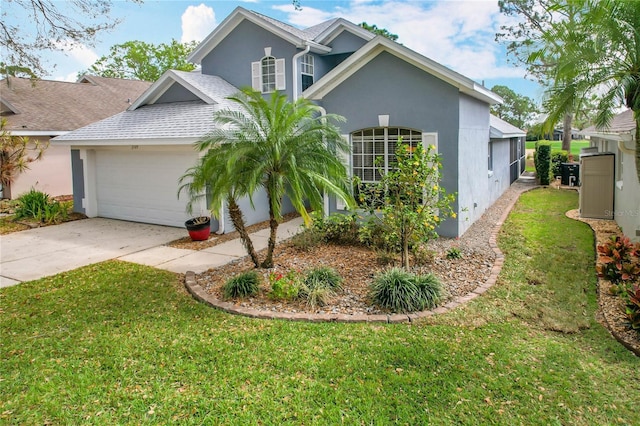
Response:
[351, 127, 423, 183]
[251, 54, 285, 93]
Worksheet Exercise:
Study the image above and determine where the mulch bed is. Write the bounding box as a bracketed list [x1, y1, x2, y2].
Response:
[566, 210, 640, 356]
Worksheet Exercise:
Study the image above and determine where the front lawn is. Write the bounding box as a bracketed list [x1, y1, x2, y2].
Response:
[1, 189, 637, 425]
[525, 139, 590, 156]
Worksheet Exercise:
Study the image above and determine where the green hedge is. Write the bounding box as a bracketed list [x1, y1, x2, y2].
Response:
[550, 150, 569, 179]
[535, 142, 552, 185]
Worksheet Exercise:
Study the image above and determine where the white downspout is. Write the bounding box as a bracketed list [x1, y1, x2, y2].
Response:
[292, 44, 310, 101]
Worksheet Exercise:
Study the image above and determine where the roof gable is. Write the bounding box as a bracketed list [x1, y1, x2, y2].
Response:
[129, 70, 221, 109]
[303, 36, 502, 105]
[188, 7, 332, 64]
[312, 18, 375, 45]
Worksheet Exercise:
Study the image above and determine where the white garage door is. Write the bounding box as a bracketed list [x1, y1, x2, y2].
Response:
[96, 150, 198, 227]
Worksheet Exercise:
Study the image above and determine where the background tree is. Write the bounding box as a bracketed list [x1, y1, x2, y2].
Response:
[496, 0, 582, 151]
[180, 88, 354, 269]
[359, 22, 399, 41]
[1, 0, 140, 77]
[538, 0, 640, 183]
[490, 85, 538, 129]
[0, 119, 47, 198]
[84, 40, 197, 81]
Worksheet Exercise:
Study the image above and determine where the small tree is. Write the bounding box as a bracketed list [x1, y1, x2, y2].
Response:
[0, 118, 47, 198]
[368, 140, 456, 270]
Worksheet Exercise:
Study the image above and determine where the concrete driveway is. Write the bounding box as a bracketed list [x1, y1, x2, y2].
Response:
[0, 218, 186, 287]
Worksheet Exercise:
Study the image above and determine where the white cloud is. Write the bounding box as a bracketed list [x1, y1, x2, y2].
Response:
[274, 0, 528, 81]
[51, 40, 99, 68]
[181, 4, 217, 43]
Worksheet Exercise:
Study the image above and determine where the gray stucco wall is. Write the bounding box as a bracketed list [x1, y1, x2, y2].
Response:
[71, 149, 85, 214]
[487, 138, 512, 209]
[326, 31, 368, 55]
[457, 94, 491, 235]
[201, 20, 298, 99]
[319, 51, 461, 236]
[221, 189, 296, 233]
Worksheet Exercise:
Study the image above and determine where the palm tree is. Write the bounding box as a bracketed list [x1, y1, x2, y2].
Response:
[540, 0, 640, 182]
[179, 88, 354, 268]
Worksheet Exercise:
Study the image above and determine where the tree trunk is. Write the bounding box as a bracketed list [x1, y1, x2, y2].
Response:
[227, 196, 261, 268]
[261, 208, 279, 269]
[562, 113, 572, 153]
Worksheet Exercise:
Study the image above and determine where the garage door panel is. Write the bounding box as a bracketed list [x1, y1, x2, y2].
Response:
[96, 150, 197, 227]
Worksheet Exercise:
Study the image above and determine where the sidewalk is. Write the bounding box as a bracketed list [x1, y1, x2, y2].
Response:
[118, 217, 305, 274]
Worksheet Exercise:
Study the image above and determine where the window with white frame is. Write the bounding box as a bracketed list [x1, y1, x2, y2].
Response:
[301, 54, 314, 91]
[251, 53, 285, 93]
[351, 127, 423, 183]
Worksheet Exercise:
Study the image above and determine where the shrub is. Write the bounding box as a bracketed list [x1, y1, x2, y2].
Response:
[303, 266, 342, 291]
[269, 270, 302, 300]
[291, 228, 323, 251]
[412, 273, 443, 310]
[358, 217, 399, 252]
[223, 271, 260, 299]
[311, 212, 359, 245]
[305, 287, 334, 309]
[413, 245, 436, 266]
[596, 235, 640, 284]
[369, 268, 443, 313]
[14, 189, 70, 224]
[535, 142, 552, 185]
[550, 150, 569, 178]
[624, 284, 640, 333]
[446, 247, 463, 259]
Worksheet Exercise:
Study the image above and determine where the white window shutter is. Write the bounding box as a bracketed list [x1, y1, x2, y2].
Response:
[336, 134, 351, 210]
[251, 61, 261, 92]
[275, 58, 286, 90]
[422, 132, 438, 153]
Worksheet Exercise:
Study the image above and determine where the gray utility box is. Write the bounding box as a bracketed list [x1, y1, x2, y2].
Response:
[579, 153, 615, 219]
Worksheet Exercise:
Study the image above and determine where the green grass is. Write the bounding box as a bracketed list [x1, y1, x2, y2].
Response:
[526, 139, 590, 156]
[2, 189, 638, 425]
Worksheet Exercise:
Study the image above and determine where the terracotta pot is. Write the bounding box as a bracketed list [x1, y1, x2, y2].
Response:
[185, 216, 211, 241]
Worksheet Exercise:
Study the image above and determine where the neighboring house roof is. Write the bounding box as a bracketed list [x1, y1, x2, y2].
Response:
[490, 114, 526, 139]
[55, 71, 240, 145]
[303, 36, 502, 105]
[188, 6, 372, 63]
[582, 109, 635, 140]
[0, 75, 151, 136]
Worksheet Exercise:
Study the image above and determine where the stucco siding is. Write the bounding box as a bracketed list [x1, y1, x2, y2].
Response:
[155, 83, 202, 104]
[457, 94, 491, 236]
[71, 149, 85, 213]
[201, 20, 298, 99]
[326, 31, 368, 55]
[9, 138, 72, 199]
[319, 51, 460, 236]
[487, 138, 512, 207]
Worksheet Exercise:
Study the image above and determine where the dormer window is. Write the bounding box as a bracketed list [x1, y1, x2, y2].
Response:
[252, 48, 285, 93]
[301, 54, 314, 91]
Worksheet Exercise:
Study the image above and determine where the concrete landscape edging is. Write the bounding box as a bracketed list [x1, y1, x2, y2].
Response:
[184, 187, 539, 323]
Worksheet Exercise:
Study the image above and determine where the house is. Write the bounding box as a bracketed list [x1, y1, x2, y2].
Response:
[55, 7, 520, 237]
[582, 109, 639, 242]
[489, 115, 526, 203]
[0, 75, 151, 199]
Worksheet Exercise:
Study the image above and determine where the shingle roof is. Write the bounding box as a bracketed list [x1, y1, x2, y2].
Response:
[55, 72, 241, 143]
[0, 76, 151, 133]
[248, 10, 313, 40]
[582, 109, 635, 135]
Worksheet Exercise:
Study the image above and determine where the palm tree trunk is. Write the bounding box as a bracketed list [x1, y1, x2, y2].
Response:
[227, 196, 261, 268]
[561, 113, 572, 153]
[261, 208, 279, 269]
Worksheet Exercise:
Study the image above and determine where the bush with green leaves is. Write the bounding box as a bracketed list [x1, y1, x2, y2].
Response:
[550, 150, 569, 178]
[290, 228, 324, 251]
[311, 212, 359, 245]
[222, 271, 260, 299]
[596, 235, 640, 285]
[534, 142, 552, 185]
[14, 188, 69, 224]
[300, 267, 342, 308]
[446, 247, 463, 260]
[369, 267, 443, 313]
[269, 270, 303, 300]
[624, 283, 640, 333]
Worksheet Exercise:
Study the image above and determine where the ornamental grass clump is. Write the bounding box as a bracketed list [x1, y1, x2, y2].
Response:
[222, 271, 260, 299]
[301, 267, 342, 308]
[370, 267, 443, 313]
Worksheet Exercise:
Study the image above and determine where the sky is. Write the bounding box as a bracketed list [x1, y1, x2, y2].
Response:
[4, 0, 545, 103]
